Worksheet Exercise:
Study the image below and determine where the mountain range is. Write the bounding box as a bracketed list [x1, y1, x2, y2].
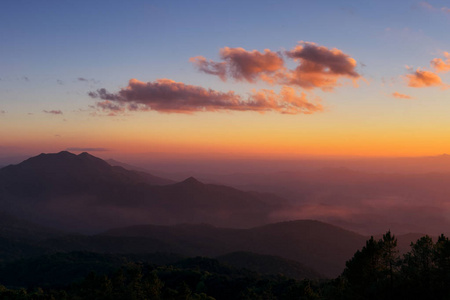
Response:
[0, 151, 288, 232]
[0, 151, 442, 279]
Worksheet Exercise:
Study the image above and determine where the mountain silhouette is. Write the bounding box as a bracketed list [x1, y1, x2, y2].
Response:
[101, 220, 366, 277]
[0, 151, 289, 232]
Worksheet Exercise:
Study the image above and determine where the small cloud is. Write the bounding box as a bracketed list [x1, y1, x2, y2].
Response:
[22, 76, 29, 82]
[431, 52, 450, 73]
[406, 69, 443, 88]
[43, 110, 63, 115]
[0, 110, 5, 114]
[66, 147, 110, 152]
[89, 78, 323, 115]
[77, 77, 99, 84]
[392, 92, 413, 99]
[57, 79, 64, 85]
[54, 134, 61, 138]
[419, 1, 435, 10]
[418, 2, 450, 14]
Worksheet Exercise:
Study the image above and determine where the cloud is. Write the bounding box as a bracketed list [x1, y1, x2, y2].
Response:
[406, 69, 443, 87]
[191, 47, 284, 83]
[189, 56, 227, 81]
[285, 42, 361, 90]
[392, 92, 413, 99]
[78, 77, 100, 84]
[247, 86, 323, 114]
[419, 1, 435, 10]
[0, 110, 5, 114]
[419, 2, 450, 14]
[89, 78, 322, 115]
[57, 79, 64, 85]
[191, 42, 361, 91]
[43, 110, 63, 115]
[66, 147, 109, 152]
[431, 52, 450, 73]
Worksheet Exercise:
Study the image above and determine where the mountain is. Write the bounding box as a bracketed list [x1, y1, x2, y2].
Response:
[101, 220, 366, 277]
[0, 151, 289, 232]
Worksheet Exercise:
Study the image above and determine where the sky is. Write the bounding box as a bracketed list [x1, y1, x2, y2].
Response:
[1, 0, 450, 159]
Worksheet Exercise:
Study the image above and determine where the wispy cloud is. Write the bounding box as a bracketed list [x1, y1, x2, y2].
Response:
[392, 92, 413, 99]
[89, 79, 322, 115]
[43, 110, 63, 115]
[419, 1, 450, 14]
[77, 77, 99, 84]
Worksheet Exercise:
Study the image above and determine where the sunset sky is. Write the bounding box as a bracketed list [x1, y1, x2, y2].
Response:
[1, 0, 450, 159]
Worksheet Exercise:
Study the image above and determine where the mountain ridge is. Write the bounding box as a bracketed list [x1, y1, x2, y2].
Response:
[0, 151, 290, 232]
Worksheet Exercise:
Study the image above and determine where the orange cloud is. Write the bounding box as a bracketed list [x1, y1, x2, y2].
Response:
[285, 42, 360, 91]
[89, 79, 322, 115]
[392, 92, 413, 99]
[431, 52, 450, 73]
[247, 86, 323, 114]
[191, 42, 361, 91]
[191, 47, 285, 83]
[406, 69, 443, 87]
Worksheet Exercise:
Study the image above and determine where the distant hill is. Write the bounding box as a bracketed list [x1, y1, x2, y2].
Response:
[216, 251, 323, 280]
[0, 211, 64, 242]
[101, 220, 366, 277]
[0, 151, 289, 232]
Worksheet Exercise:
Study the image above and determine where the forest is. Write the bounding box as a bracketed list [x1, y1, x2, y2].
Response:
[1, 232, 450, 300]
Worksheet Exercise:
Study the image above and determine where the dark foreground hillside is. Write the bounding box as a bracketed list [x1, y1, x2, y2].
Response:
[2, 232, 450, 299]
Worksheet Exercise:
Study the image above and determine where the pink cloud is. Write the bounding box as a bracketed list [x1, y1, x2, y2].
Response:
[285, 42, 361, 90]
[189, 56, 227, 81]
[89, 79, 322, 115]
[191, 47, 284, 83]
[419, 1, 435, 10]
[191, 42, 361, 91]
[392, 92, 413, 99]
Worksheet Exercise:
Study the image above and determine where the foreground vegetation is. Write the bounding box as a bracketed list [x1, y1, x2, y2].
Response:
[1, 232, 450, 299]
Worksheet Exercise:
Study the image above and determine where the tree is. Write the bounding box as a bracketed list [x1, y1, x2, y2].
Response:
[401, 235, 434, 299]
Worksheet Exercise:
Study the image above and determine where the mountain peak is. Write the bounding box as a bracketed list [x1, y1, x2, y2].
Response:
[181, 176, 202, 185]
